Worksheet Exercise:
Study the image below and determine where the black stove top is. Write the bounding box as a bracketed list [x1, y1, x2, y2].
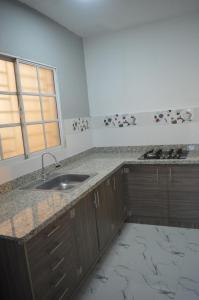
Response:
[138, 148, 189, 160]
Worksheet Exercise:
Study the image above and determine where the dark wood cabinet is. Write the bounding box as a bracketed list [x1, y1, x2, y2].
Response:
[0, 168, 125, 300]
[0, 238, 33, 300]
[27, 209, 78, 300]
[1, 163, 199, 300]
[94, 169, 125, 251]
[74, 194, 99, 278]
[168, 165, 199, 228]
[124, 165, 168, 224]
[1, 163, 199, 299]
[112, 168, 126, 230]
[0, 208, 79, 300]
[125, 164, 199, 228]
[94, 178, 115, 250]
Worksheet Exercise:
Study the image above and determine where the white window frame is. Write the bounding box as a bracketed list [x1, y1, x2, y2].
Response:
[0, 52, 64, 162]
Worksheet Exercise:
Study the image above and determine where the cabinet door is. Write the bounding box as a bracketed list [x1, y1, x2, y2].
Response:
[27, 209, 78, 300]
[112, 168, 125, 229]
[168, 165, 199, 227]
[125, 165, 168, 220]
[95, 179, 115, 250]
[74, 194, 99, 278]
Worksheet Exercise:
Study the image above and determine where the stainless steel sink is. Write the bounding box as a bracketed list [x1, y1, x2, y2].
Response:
[36, 174, 90, 191]
[21, 173, 94, 191]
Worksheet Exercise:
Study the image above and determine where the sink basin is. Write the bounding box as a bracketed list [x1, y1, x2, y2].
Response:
[21, 173, 93, 191]
[36, 174, 90, 191]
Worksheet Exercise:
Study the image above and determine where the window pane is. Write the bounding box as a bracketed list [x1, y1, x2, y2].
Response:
[27, 124, 45, 153]
[42, 97, 58, 121]
[38, 68, 55, 94]
[19, 63, 39, 93]
[23, 96, 42, 122]
[45, 122, 60, 148]
[0, 60, 16, 92]
[0, 127, 24, 159]
[0, 95, 20, 124]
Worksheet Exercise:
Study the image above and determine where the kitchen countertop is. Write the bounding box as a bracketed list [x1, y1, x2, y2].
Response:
[1, 150, 199, 242]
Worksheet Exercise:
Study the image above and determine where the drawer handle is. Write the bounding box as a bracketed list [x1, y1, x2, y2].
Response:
[97, 191, 100, 207]
[49, 241, 63, 255]
[47, 225, 60, 238]
[51, 257, 65, 272]
[53, 273, 66, 288]
[59, 287, 69, 300]
[93, 192, 98, 208]
[106, 179, 111, 186]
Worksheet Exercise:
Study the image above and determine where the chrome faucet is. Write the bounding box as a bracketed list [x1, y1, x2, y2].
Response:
[41, 152, 61, 181]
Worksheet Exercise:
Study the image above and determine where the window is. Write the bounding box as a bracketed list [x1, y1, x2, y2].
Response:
[0, 56, 61, 161]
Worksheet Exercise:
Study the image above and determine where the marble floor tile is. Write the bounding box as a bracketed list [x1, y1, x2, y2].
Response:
[74, 224, 199, 300]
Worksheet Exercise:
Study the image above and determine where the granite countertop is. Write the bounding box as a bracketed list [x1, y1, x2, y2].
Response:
[1, 150, 199, 242]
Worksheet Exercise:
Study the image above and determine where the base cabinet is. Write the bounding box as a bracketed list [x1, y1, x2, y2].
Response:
[112, 169, 126, 229]
[2, 163, 198, 300]
[74, 194, 99, 278]
[125, 164, 199, 228]
[94, 169, 125, 251]
[0, 168, 125, 300]
[27, 209, 79, 300]
[124, 165, 168, 223]
[94, 178, 115, 250]
[168, 165, 199, 228]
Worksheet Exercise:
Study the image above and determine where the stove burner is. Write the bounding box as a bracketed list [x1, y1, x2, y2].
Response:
[139, 148, 188, 160]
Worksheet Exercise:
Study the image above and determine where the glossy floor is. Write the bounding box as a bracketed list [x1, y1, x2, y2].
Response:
[75, 223, 199, 300]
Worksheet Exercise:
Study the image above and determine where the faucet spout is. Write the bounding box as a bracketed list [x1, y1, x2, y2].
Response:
[41, 152, 61, 181]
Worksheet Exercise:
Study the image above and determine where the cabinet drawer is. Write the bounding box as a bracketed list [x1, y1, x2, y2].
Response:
[27, 210, 74, 258]
[26, 210, 77, 299]
[32, 248, 77, 300]
[28, 231, 74, 283]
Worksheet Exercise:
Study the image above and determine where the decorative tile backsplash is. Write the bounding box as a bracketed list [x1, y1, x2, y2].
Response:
[72, 118, 90, 132]
[104, 114, 136, 128]
[65, 107, 197, 135]
[100, 108, 195, 129]
[154, 109, 193, 124]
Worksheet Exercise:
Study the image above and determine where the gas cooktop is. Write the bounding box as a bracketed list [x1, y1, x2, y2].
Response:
[138, 148, 189, 160]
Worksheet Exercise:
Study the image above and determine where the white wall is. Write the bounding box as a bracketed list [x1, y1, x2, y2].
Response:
[84, 13, 199, 146]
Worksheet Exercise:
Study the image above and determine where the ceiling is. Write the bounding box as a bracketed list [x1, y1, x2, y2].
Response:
[19, 0, 199, 37]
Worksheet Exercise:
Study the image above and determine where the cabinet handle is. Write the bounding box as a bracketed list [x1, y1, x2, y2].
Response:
[59, 287, 69, 300]
[47, 225, 60, 238]
[53, 273, 66, 288]
[97, 191, 100, 207]
[156, 168, 159, 184]
[49, 241, 63, 255]
[106, 179, 111, 186]
[93, 192, 98, 208]
[169, 167, 172, 182]
[51, 257, 65, 272]
[70, 209, 75, 219]
[113, 177, 116, 191]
